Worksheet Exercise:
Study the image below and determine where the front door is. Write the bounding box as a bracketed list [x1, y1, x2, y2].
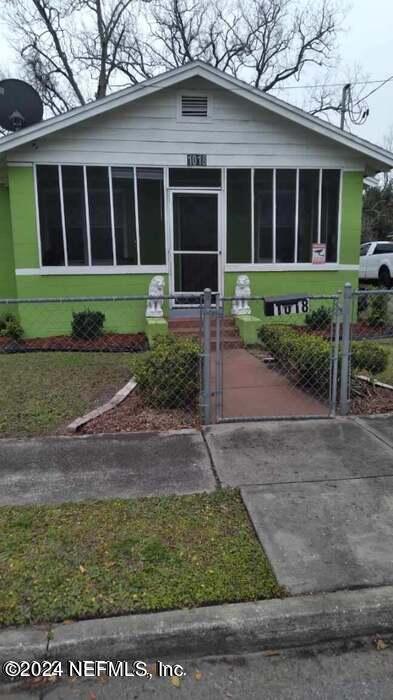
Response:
[171, 191, 220, 306]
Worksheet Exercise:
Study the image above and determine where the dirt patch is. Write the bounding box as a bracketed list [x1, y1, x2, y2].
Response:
[79, 390, 200, 434]
[351, 381, 393, 415]
[0, 333, 148, 353]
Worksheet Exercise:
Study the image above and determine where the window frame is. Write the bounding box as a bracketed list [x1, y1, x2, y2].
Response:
[34, 163, 167, 273]
[226, 166, 343, 268]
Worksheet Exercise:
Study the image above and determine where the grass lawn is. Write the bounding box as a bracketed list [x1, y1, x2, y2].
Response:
[0, 352, 136, 437]
[0, 490, 282, 627]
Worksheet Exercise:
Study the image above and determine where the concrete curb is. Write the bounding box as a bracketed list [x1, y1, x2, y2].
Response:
[2, 586, 393, 679]
[67, 377, 137, 433]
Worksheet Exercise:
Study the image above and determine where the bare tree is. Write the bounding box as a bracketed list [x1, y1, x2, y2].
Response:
[1, 0, 350, 119]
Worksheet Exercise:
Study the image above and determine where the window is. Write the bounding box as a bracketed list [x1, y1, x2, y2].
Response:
[321, 170, 340, 263]
[298, 170, 319, 263]
[276, 170, 296, 263]
[36, 165, 165, 267]
[373, 243, 393, 254]
[227, 169, 252, 263]
[226, 168, 341, 264]
[360, 243, 371, 256]
[137, 168, 166, 265]
[112, 167, 137, 265]
[37, 165, 65, 266]
[169, 168, 221, 188]
[62, 166, 88, 265]
[254, 169, 273, 262]
[181, 95, 208, 118]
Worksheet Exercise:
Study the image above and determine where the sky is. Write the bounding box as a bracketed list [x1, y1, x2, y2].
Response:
[0, 0, 392, 147]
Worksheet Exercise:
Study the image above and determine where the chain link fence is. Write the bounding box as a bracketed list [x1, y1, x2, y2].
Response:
[0, 295, 204, 435]
[213, 294, 341, 421]
[340, 286, 393, 415]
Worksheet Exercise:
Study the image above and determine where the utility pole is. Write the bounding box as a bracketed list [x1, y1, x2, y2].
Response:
[340, 83, 351, 130]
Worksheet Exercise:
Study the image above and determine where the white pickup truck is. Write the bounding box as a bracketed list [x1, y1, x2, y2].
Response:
[359, 241, 393, 287]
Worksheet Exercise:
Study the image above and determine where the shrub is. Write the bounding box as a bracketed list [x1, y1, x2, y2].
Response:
[305, 305, 332, 331]
[258, 325, 332, 396]
[0, 313, 23, 341]
[352, 341, 388, 375]
[368, 294, 389, 328]
[71, 310, 105, 340]
[133, 334, 200, 409]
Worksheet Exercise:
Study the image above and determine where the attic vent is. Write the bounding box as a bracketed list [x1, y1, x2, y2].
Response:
[181, 95, 208, 118]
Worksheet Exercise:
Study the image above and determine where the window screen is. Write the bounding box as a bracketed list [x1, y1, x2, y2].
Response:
[226, 169, 252, 263]
[321, 170, 340, 263]
[276, 170, 296, 263]
[62, 166, 88, 265]
[37, 165, 64, 266]
[86, 166, 113, 265]
[169, 169, 221, 187]
[112, 167, 137, 265]
[137, 168, 165, 265]
[254, 170, 273, 262]
[298, 170, 319, 262]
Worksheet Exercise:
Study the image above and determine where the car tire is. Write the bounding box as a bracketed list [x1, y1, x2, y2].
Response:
[379, 266, 392, 288]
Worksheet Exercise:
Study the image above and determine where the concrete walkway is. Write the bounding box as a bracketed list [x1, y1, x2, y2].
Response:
[205, 416, 393, 594]
[2, 416, 393, 598]
[0, 430, 215, 505]
[215, 348, 327, 419]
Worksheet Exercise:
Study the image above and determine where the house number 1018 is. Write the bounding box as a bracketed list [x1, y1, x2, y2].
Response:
[187, 154, 207, 166]
[273, 299, 310, 316]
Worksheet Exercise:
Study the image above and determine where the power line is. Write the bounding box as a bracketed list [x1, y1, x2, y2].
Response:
[270, 77, 393, 91]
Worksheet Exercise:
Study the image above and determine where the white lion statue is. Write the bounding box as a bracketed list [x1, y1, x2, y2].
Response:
[232, 274, 251, 316]
[146, 275, 165, 318]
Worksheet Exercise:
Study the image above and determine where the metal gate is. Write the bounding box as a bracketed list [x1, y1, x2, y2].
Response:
[201, 291, 341, 423]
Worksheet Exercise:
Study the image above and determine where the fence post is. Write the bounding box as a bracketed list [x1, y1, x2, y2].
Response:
[202, 288, 212, 425]
[339, 282, 352, 415]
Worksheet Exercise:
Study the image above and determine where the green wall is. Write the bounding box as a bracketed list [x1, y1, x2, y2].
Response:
[340, 171, 363, 264]
[8, 166, 39, 269]
[0, 184, 17, 302]
[225, 270, 358, 322]
[16, 274, 168, 337]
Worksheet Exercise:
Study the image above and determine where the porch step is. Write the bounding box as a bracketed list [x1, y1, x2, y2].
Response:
[168, 317, 243, 348]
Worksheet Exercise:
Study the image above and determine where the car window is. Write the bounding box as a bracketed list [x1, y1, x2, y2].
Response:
[360, 243, 371, 256]
[373, 243, 393, 254]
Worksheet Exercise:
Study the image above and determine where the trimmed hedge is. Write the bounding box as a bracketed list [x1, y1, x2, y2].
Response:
[133, 334, 200, 409]
[71, 310, 105, 340]
[258, 326, 389, 398]
[352, 341, 388, 375]
[0, 314, 23, 341]
[258, 325, 332, 396]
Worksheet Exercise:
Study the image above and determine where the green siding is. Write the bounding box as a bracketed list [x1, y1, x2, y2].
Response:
[8, 166, 40, 269]
[0, 184, 17, 300]
[340, 171, 363, 264]
[225, 270, 359, 322]
[16, 274, 168, 337]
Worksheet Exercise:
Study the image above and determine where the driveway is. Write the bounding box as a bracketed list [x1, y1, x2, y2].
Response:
[204, 416, 393, 594]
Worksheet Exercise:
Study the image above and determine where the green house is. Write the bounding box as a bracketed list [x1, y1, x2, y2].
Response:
[1, 62, 392, 338]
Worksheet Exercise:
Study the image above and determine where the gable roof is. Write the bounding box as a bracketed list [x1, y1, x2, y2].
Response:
[1, 61, 393, 172]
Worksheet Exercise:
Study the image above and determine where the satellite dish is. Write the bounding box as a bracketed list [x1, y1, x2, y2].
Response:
[0, 79, 43, 132]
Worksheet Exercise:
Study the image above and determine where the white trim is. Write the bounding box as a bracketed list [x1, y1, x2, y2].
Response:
[15, 265, 168, 276]
[251, 168, 255, 263]
[294, 168, 299, 263]
[317, 168, 322, 244]
[58, 165, 68, 266]
[33, 164, 43, 267]
[225, 263, 359, 272]
[337, 170, 343, 265]
[133, 166, 141, 265]
[108, 165, 117, 265]
[1, 62, 392, 170]
[83, 166, 92, 266]
[272, 169, 276, 263]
